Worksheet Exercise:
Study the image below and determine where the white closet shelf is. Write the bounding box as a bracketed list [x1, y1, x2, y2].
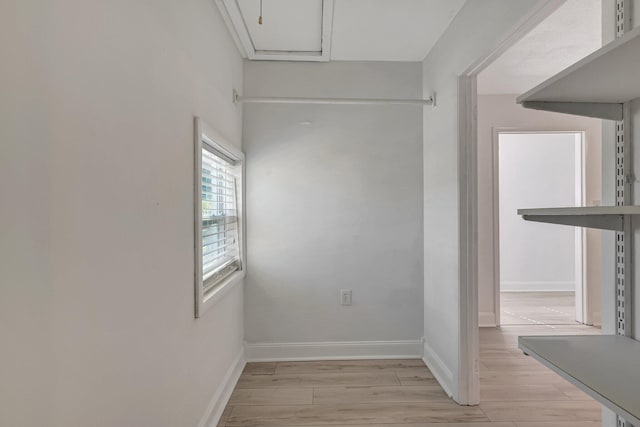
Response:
[519, 335, 640, 425]
[516, 25, 640, 120]
[517, 206, 640, 231]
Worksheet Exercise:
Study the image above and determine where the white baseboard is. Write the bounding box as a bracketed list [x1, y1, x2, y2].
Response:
[245, 340, 422, 362]
[198, 348, 246, 427]
[422, 340, 454, 398]
[501, 281, 575, 292]
[479, 311, 497, 327]
[588, 311, 601, 327]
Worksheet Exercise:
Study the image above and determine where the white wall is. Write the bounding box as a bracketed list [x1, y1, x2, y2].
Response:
[477, 95, 602, 326]
[421, 0, 557, 402]
[242, 61, 424, 358]
[499, 133, 578, 292]
[0, 1, 244, 426]
[0, 3, 54, 425]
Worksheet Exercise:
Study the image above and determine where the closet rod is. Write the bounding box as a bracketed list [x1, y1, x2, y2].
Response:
[233, 90, 435, 107]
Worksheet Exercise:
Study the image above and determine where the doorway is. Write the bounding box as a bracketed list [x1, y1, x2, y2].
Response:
[494, 131, 585, 326]
[455, 0, 603, 406]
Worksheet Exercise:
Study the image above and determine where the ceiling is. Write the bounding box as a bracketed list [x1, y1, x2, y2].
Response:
[478, 0, 602, 95]
[330, 0, 466, 61]
[238, 0, 323, 53]
[218, 0, 466, 62]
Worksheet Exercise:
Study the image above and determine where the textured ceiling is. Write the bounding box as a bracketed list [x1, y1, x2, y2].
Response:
[478, 0, 602, 95]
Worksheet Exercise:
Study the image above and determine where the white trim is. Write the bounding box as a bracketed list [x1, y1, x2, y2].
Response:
[215, 0, 248, 58]
[194, 117, 246, 318]
[492, 129, 586, 320]
[591, 311, 601, 327]
[458, 1, 566, 81]
[422, 340, 454, 398]
[215, 0, 335, 62]
[457, 74, 480, 405]
[479, 312, 497, 327]
[320, 0, 335, 60]
[458, 0, 567, 407]
[201, 270, 245, 312]
[501, 281, 576, 292]
[501, 285, 577, 291]
[198, 348, 246, 427]
[491, 126, 501, 327]
[244, 340, 422, 362]
[574, 132, 586, 324]
[576, 131, 593, 324]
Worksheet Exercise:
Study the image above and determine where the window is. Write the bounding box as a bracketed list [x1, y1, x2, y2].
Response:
[194, 117, 244, 318]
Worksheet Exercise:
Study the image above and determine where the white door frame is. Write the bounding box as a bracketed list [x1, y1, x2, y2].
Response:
[456, 0, 566, 405]
[492, 130, 586, 325]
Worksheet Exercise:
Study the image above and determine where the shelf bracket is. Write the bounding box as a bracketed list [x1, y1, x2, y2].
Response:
[521, 101, 624, 121]
[521, 214, 625, 231]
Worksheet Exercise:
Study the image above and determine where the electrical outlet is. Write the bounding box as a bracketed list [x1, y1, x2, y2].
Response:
[340, 289, 352, 306]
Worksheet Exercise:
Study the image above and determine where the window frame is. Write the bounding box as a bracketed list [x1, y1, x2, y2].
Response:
[194, 117, 245, 318]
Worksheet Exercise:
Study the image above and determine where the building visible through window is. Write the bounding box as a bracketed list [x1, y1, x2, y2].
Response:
[200, 147, 240, 290]
[194, 118, 244, 317]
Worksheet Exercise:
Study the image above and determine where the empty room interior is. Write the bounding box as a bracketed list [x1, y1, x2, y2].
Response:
[3, 1, 640, 427]
[476, 0, 604, 330]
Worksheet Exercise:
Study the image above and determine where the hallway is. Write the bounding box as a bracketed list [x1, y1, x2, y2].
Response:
[500, 292, 577, 326]
[218, 325, 601, 426]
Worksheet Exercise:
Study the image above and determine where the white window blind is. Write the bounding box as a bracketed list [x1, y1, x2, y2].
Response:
[200, 143, 240, 294]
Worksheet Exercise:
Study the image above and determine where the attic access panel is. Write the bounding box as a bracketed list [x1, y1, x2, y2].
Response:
[216, 0, 334, 61]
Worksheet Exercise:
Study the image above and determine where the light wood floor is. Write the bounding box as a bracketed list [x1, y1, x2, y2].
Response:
[501, 292, 577, 326]
[220, 325, 601, 426]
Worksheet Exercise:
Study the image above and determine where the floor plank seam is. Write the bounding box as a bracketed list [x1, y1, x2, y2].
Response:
[476, 403, 491, 421]
[229, 324, 600, 425]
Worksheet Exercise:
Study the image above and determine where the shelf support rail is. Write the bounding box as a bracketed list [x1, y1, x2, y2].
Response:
[615, 1, 634, 426]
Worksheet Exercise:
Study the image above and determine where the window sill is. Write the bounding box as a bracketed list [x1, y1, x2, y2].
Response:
[199, 270, 245, 317]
